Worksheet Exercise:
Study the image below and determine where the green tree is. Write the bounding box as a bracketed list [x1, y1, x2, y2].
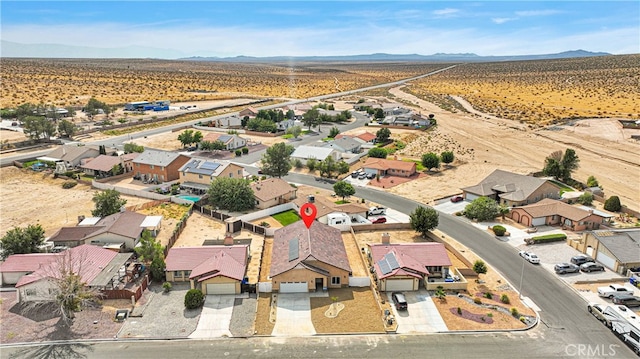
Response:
[57, 119, 77, 138]
[306, 158, 317, 171]
[560, 148, 580, 182]
[91, 189, 127, 217]
[150, 254, 166, 281]
[336, 160, 350, 175]
[135, 230, 163, 263]
[329, 126, 340, 138]
[124, 142, 145, 153]
[111, 163, 124, 175]
[247, 118, 277, 132]
[318, 156, 337, 178]
[208, 177, 255, 212]
[287, 125, 302, 139]
[23, 116, 55, 140]
[333, 181, 356, 201]
[340, 110, 352, 120]
[368, 147, 387, 159]
[192, 131, 203, 145]
[376, 127, 391, 143]
[261, 142, 294, 178]
[15, 103, 36, 120]
[0, 224, 45, 259]
[440, 151, 454, 166]
[302, 108, 320, 131]
[473, 260, 488, 275]
[586, 175, 600, 188]
[499, 205, 510, 220]
[200, 140, 226, 152]
[577, 192, 594, 206]
[409, 206, 439, 237]
[177, 129, 195, 148]
[464, 197, 500, 221]
[604, 196, 622, 212]
[374, 108, 384, 120]
[286, 109, 295, 120]
[421, 152, 440, 171]
[185, 289, 205, 309]
[543, 149, 579, 182]
[435, 286, 446, 302]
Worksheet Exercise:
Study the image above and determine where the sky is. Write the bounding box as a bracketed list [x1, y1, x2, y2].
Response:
[1, 1, 639, 58]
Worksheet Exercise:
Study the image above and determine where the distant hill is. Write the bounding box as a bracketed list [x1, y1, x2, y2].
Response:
[0, 40, 186, 59]
[183, 50, 611, 63]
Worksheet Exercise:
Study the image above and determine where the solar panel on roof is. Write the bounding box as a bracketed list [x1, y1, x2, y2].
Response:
[200, 162, 221, 171]
[288, 238, 299, 262]
[378, 259, 392, 275]
[385, 252, 400, 270]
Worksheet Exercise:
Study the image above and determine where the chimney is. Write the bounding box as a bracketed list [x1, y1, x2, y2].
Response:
[224, 234, 234, 246]
[382, 232, 390, 244]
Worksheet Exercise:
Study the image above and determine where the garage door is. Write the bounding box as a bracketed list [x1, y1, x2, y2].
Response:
[465, 193, 479, 201]
[532, 217, 546, 226]
[596, 251, 616, 271]
[280, 282, 308, 293]
[206, 283, 236, 295]
[385, 279, 414, 291]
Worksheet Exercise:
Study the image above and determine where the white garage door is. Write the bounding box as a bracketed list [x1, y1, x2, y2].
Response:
[532, 217, 546, 226]
[280, 282, 308, 293]
[596, 251, 616, 270]
[465, 193, 479, 201]
[206, 283, 236, 295]
[385, 279, 414, 291]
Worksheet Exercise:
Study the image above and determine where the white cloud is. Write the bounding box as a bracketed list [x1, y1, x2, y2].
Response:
[432, 8, 459, 16]
[515, 10, 563, 17]
[492, 17, 516, 24]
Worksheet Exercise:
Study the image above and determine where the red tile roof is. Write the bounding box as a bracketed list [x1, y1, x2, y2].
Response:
[15, 244, 119, 287]
[369, 243, 452, 280]
[356, 132, 376, 142]
[0, 253, 59, 273]
[270, 221, 351, 277]
[165, 245, 249, 281]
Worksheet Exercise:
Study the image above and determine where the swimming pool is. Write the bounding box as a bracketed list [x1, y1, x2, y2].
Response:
[177, 195, 201, 202]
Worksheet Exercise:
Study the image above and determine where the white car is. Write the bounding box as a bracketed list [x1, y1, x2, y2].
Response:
[368, 206, 386, 216]
[519, 251, 540, 264]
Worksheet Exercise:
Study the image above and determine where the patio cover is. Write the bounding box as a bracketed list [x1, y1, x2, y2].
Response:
[90, 253, 133, 287]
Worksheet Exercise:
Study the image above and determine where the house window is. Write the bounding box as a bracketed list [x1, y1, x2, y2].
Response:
[238, 170, 242, 176]
[150, 165, 154, 169]
[331, 277, 341, 285]
[161, 166, 165, 171]
[199, 174, 203, 179]
[25, 289, 36, 296]
[229, 173, 233, 177]
[184, 270, 191, 277]
[174, 271, 182, 277]
[427, 266, 443, 273]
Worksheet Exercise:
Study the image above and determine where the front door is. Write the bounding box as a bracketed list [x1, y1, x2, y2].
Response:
[315, 278, 324, 291]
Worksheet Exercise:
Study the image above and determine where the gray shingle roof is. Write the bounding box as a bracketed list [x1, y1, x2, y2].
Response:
[132, 149, 185, 167]
[462, 169, 557, 201]
[593, 229, 640, 264]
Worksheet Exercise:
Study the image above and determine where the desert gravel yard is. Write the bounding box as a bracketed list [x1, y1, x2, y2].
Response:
[342, 233, 368, 277]
[310, 288, 385, 334]
[229, 294, 258, 337]
[254, 293, 275, 335]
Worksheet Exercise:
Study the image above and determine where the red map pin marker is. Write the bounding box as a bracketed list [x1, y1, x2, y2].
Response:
[300, 203, 317, 229]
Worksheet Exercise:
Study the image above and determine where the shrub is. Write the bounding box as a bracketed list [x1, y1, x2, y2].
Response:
[241, 147, 249, 154]
[235, 149, 242, 157]
[457, 307, 462, 315]
[473, 297, 482, 305]
[293, 159, 303, 169]
[500, 294, 510, 304]
[484, 292, 493, 300]
[162, 282, 172, 293]
[511, 307, 519, 317]
[473, 260, 488, 275]
[604, 196, 622, 212]
[62, 181, 77, 189]
[184, 289, 205, 309]
[492, 225, 506, 236]
[487, 313, 493, 318]
[64, 171, 75, 177]
[529, 233, 567, 244]
[520, 316, 527, 323]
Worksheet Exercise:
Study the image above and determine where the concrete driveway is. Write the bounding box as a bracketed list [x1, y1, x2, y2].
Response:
[434, 198, 468, 214]
[272, 293, 316, 336]
[389, 290, 448, 333]
[189, 295, 235, 338]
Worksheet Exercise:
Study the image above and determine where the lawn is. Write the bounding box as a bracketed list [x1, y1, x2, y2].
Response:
[403, 159, 425, 171]
[272, 209, 300, 226]
[549, 179, 574, 193]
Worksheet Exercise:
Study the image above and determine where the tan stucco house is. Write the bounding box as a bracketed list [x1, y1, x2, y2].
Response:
[510, 198, 610, 230]
[250, 178, 297, 209]
[179, 158, 246, 194]
[462, 169, 561, 207]
[573, 229, 640, 275]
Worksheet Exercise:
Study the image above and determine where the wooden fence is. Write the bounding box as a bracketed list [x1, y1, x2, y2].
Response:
[103, 274, 149, 301]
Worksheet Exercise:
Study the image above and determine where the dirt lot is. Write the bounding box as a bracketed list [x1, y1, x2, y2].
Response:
[341, 233, 368, 277]
[310, 287, 385, 334]
[254, 293, 275, 335]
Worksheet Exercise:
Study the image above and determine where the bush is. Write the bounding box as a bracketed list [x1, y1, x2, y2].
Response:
[473, 297, 482, 305]
[511, 307, 519, 317]
[484, 292, 493, 300]
[64, 171, 75, 177]
[528, 233, 567, 244]
[62, 180, 77, 189]
[235, 149, 242, 157]
[492, 225, 506, 236]
[293, 159, 303, 169]
[457, 307, 462, 315]
[241, 147, 249, 154]
[162, 282, 172, 293]
[184, 289, 205, 309]
[500, 294, 510, 304]
[604, 196, 622, 212]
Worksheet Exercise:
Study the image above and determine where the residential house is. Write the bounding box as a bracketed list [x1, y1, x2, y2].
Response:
[239, 107, 258, 118]
[80, 153, 139, 177]
[165, 245, 249, 294]
[317, 108, 341, 117]
[14, 244, 134, 303]
[290, 146, 340, 163]
[270, 220, 351, 292]
[293, 196, 367, 225]
[38, 144, 106, 169]
[212, 115, 243, 129]
[461, 169, 561, 207]
[202, 133, 247, 150]
[132, 149, 190, 183]
[382, 105, 409, 116]
[353, 101, 382, 111]
[250, 178, 297, 209]
[179, 158, 246, 194]
[47, 211, 148, 251]
[574, 229, 640, 274]
[323, 137, 362, 154]
[355, 132, 377, 144]
[276, 118, 296, 131]
[0, 253, 58, 286]
[510, 198, 610, 230]
[362, 158, 417, 178]
[368, 236, 455, 292]
[285, 103, 312, 113]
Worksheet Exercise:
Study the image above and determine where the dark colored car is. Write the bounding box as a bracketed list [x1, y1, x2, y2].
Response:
[571, 255, 595, 266]
[554, 263, 580, 274]
[351, 172, 359, 178]
[372, 217, 387, 224]
[450, 196, 464, 203]
[366, 173, 376, 179]
[392, 292, 408, 311]
[612, 294, 640, 307]
[580, 262, 605, 272]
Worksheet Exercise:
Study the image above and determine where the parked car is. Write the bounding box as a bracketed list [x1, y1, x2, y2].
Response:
[368, 206, 386, 215]
[351, 172, 359, 178]
[612, 295, 640, 307]
[391, 292, 408, 311]
[587, 303, 612, 327]
[554, 262, 580, 274]
[366, 172, 376, 179]
[571, 255, 595, 266]
[450, 196, 463, 203]
[598, 284, 634, 298]
[358, 173, 367, 180]
[581, 262, 605, 273]
[519, 251, 540, 264]
[371, 217, 387, 224]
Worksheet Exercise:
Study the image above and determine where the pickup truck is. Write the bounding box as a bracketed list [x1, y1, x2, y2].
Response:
[597, 284, 633, 298]
[368, 206, 386, 216]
